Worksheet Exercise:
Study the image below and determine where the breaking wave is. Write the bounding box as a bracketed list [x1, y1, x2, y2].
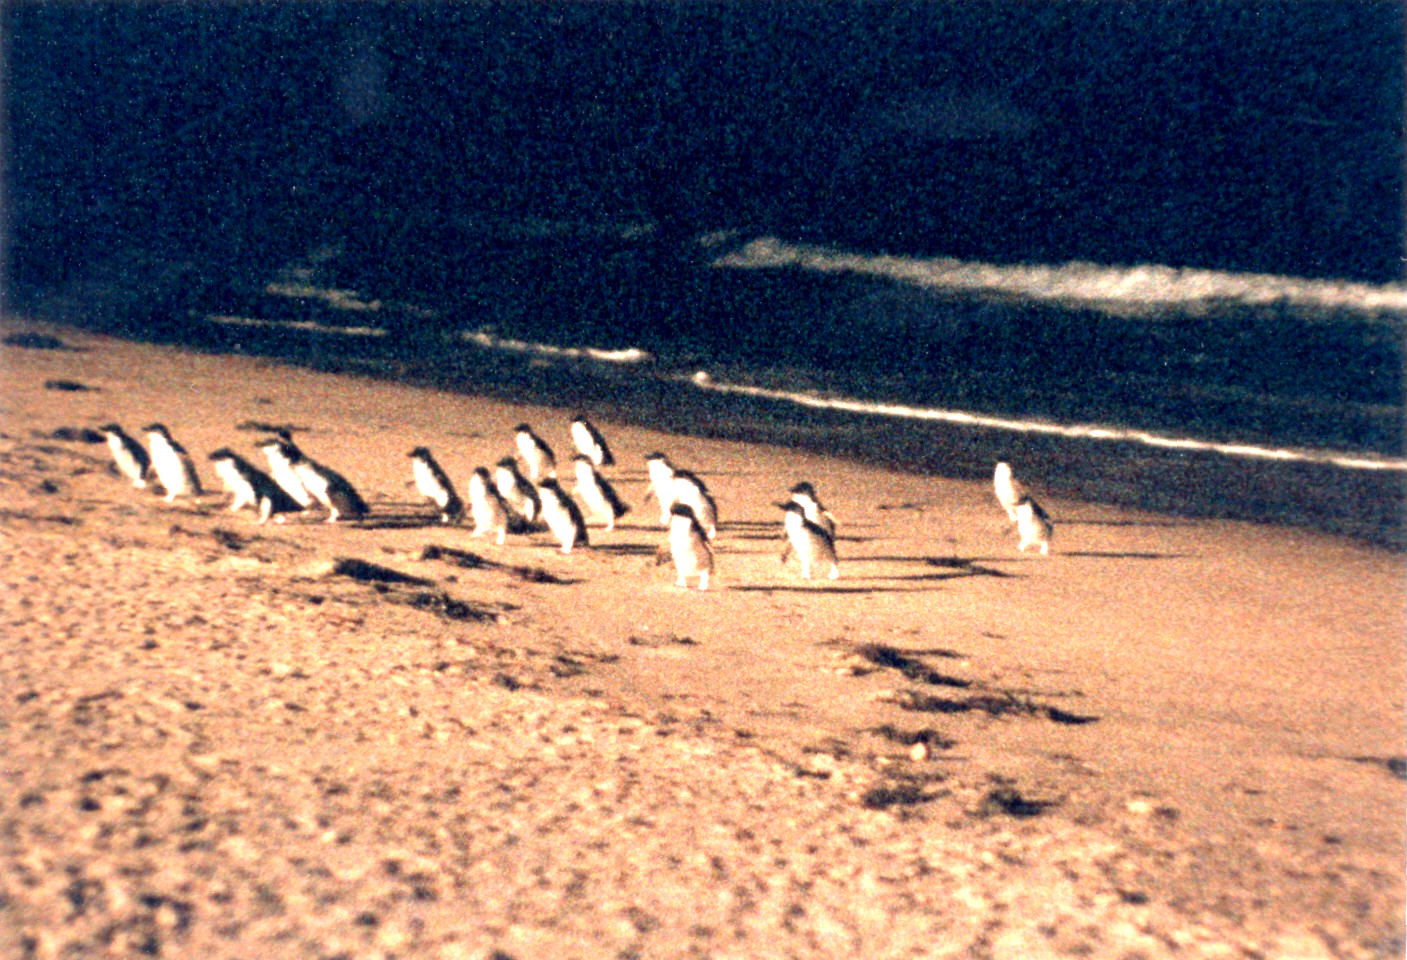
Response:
[712, 236, 1407, 318]
[458, 329, 653, 364]
[206, 314, 387, 337]
[682, 371, 1407, 473]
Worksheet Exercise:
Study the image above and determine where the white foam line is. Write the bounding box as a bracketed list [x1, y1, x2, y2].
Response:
[264, 282, 383, 313]
[713, 236, 1407, 317]
[683, 371, 1407, 473]
[459, 329, 652, 364]
[206, 314, 387, 337]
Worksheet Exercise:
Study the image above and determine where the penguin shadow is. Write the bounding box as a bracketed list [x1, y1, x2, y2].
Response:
[850, 556, 1022, 581]
[599, 521, 669, 534]
[352, 511, 453, 531]
[720, 520, 781, 532]
[420, 544, 583, 585]
[730, 531, 879, 545]
[147, 498, 218, 516]
[590, 541, 663, 557]
[3, 331, 82, 351]
[1056, 550, 1193, 560]
[729, 583, 929, 595]
[730, 569, 958, 593]
[1060, 517, 1201, 529]
[233, 420, 309, 434]
[730, 532, 786, 543]
[681, 469, 768, 479]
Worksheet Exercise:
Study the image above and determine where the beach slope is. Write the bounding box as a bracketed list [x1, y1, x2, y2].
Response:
[1, 318, 1402, 959]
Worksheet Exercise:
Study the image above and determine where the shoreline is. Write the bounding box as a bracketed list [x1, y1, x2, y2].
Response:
[18, 301, 1406, 549]
[2, 314, 1403, 958]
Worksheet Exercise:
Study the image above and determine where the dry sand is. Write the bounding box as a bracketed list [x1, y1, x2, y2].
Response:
[1, 317, 1403, 959]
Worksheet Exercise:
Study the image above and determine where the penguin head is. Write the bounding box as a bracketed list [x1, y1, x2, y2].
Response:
[409, 446, 431, 460]
[260, 439, 302, 462]
[208, 448, 236, 462]
[141, 423, 170, 437]
[789, 481, 817, 498]
[98, 423, 125, 436]
[673, 469, 706, 493]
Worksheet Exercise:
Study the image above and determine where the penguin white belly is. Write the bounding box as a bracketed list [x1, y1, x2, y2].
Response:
[412, 458, 448, 508]
[516, 435, 553, 481]
[784, 513, 839, 580]
[647, 463, 677, 524]
[493, 470, 534, 522]
[543, 506, 581, 553]
[292, 462, 331, 509]
[675, 484, 716, 540]
[579, 482, 608, 524]
[213, 458, 256, 512]
[994, 463, 1024, 524]
[107, 435, 147, 488]
[570, 421, 599, 465]
[468, 473, 509, 544]
[668, 519, 713, 590]
[150, 440, 196, 501]
[1015, 500, 1052, 555]
[268, 458, 314, 508]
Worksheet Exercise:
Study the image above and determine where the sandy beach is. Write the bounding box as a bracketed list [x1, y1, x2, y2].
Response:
[1, 315, 1402, 959]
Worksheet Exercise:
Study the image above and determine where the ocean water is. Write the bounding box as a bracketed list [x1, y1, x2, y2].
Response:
[14, 214, 1407, 546]
[193, 221, 1406, 465]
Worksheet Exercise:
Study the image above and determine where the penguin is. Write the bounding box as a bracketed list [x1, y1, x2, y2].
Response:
[408, 446, 463, 523]
[256, 435, 315, 509]
[514, 424, 556, 481]
[993, 461, 1026, 525]
[672, 469, 718, 541]
[279, 442, 368, 523]
[208, 448, 304, 523]
[536, 479, 589, 554]
[659, 503, 713, 590]
[142, 423, 203, 502]
[779, 501, 839, 580]
[467, 466, 510, 545]
[1014, 496, 1054, 555]
[788, 481, 836, 539]
[572, 454, 630, 530]
[569, 415, 614, 468]
[98, 423, 150, 488]
[494, 456, 540, 525]
[644, 452, 678, 525]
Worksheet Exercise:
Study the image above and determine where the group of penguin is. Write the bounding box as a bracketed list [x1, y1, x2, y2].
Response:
[95, 416, 1053, 592]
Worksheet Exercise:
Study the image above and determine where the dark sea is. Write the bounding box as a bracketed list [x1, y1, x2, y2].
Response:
[5, 1, 1404, 545]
